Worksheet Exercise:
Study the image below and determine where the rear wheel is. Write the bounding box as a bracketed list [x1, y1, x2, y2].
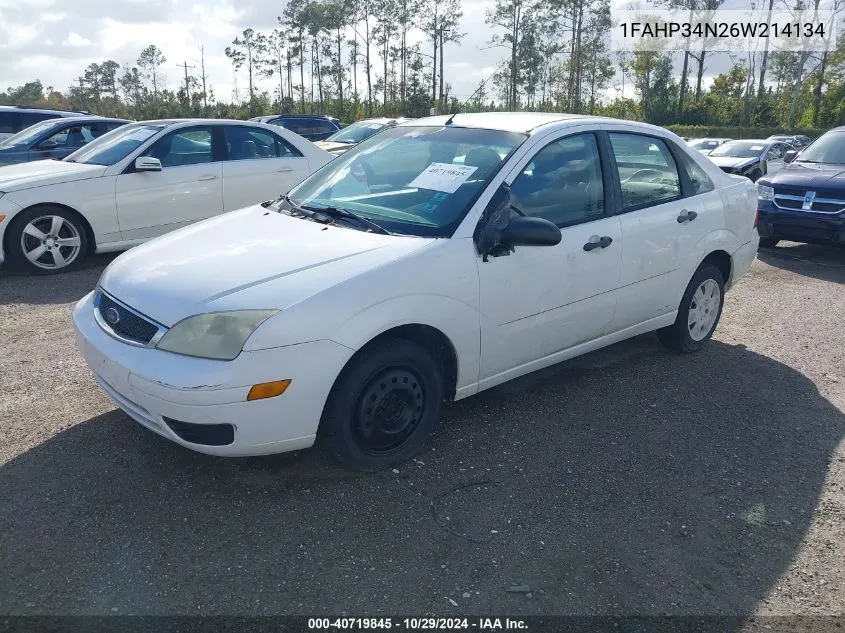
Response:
[319, 339, 443, 471]
[759, 237, 780, 248]
[8, 207, 88, 274]
[658, 264, 725, 353]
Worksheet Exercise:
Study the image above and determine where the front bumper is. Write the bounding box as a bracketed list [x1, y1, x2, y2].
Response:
[757, 203, 845, 246]
[73, 291, 354, 457]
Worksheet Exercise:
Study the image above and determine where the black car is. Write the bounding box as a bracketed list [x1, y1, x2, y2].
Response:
[249, 114, 341, 141]
[756, 127, 845, 248]
[0, 106, 89, 141]
[0, 116, 130, 165]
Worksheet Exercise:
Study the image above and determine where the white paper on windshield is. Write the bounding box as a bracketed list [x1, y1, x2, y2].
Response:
[750, 145, 764, 151]
[410, 162, 478, 193]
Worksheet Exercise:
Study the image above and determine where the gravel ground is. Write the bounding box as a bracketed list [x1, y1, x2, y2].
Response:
[0, 243, 843, 621]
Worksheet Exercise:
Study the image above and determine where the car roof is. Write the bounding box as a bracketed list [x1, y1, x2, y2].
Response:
[0, 106, 86, 116]
[400, 112, 601, 133]
[39, 115, 131, 124]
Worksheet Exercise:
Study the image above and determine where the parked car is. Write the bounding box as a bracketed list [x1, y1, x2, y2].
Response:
[249, 114, 342, 141]
[0, 119, 333, 273]
[72, 112, 759, 470]
[315, 117, 411, 155]
[0, 116, 130, 165]
[707, 139, 791, 181]
[756, 126, 845, 248]
[0, 106, 89, 141]
[767, 134, 812, 149]
[687, 138, 731, 155]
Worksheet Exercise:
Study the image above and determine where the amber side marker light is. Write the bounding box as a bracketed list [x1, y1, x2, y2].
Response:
[247, 380, 291, 401]
[0, 215, 6, 223]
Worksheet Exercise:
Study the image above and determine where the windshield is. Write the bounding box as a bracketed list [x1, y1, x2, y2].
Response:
[65, 123, 163, 166]
[288, 125, 526, 237]
[794, 131, 845, 164]
[0, 119, 61, 147]
[710, 141, 766, 158]
[691, 140, 720, 150]
[326, 121, 387, 144]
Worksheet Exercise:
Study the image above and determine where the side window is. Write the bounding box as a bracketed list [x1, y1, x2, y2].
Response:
[609, 133, 681, 210]
[144, 127, 214, 167]
[44, 125, 93, 148]
[0, 112, 20, 134]
[276, 118, 303, 134]
[224, 126, 301, 160]
[315, 120, 336, 135]
[676, 150, 714, 195]
[767, 144, 783, 159]
[509, 133, 605, 227]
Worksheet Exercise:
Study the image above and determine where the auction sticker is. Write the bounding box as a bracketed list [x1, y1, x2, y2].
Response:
[410, 163, 477, 193]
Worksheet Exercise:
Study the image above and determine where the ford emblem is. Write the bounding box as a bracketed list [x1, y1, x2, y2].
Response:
[104, 307, 121, 325]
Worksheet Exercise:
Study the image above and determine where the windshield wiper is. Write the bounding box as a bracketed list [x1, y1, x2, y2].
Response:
[300, 203, 391, 235]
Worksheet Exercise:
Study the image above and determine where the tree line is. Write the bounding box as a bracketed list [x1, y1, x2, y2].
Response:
[2, 0, 845, 131]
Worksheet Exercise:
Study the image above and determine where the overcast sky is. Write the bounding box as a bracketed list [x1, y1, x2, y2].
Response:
[0, 0, 517, 103]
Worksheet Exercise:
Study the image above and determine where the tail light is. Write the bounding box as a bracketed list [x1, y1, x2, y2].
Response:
[754, 209, 759, 228]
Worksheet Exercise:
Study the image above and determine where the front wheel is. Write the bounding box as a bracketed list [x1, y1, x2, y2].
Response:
[7, 207, 88, 274]
[658, 264, 725, 353]
[319, 339, 443, 471]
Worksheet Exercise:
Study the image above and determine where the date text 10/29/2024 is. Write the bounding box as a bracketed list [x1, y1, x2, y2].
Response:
[308, 618, 528, 631]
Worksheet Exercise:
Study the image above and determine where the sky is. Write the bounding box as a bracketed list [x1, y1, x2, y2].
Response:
[0, 0, 513, 104]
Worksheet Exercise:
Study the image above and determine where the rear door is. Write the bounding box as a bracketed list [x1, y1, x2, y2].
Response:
[115, 125, 223, 240]
[221, 125, 312, 210]
[605, 130, 714, 330]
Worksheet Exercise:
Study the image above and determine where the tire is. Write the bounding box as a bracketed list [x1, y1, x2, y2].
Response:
[7, 206, 88, 274]
[759, 237, 780, 248]
[319, 339, 443, 471]
[658, 263, 725, 354]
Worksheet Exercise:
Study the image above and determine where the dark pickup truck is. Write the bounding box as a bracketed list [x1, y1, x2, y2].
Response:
[756, 126, 845, 248]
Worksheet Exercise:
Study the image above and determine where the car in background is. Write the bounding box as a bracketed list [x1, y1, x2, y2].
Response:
[767, 134, 812, 149]
[315, 117, 412, 155]
[756, 126, 845, 248]
[0, 116, 130, 165]
[72, 112, 758, 470]
[249, 114, 342, 141]
[687, 138, 731, 155]
[707, 139, 792, 181]
[0, 119, 333, 273]
[0, 106, 89, 141]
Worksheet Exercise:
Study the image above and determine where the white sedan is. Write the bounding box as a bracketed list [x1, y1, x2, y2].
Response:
[73, 113, 759, 470]
[0, 119, 333, 273]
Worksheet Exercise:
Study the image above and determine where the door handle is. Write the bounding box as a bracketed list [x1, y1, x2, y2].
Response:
[677, 209, 698, 223]
[198, 174, 217, 181]
[583, 235, 613, 251]
[277, 166, 294, 173]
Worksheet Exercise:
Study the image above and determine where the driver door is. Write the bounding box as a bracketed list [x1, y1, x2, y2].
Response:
[476, 131, 623, 387]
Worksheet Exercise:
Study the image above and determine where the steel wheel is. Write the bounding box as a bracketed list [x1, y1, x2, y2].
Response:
[687, 279, 721, 342]
[353, 367, 426, 454]
[19, 214, 82, 271]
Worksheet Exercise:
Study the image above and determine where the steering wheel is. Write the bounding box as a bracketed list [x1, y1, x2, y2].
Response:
[623, 168, 666, 184]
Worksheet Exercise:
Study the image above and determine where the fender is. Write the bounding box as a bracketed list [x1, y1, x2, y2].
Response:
[330, 294, 481, 397]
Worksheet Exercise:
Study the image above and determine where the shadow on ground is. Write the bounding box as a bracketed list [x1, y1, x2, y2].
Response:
[0, 253, 117, 305]
[1, 337, 842, 620]
[757, 243, 845, 284]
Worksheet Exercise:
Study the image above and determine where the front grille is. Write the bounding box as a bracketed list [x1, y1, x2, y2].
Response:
[96, 292, 159, 345]
[773, 189, 845, 214]
[163, 418, 235, 446]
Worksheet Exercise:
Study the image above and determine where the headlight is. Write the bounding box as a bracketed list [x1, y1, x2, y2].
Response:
[156, 310, 278, 360]
[758, 184, 774, 201]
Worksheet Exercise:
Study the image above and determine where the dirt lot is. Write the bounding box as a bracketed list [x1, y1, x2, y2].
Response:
[0, 243, 843, 621]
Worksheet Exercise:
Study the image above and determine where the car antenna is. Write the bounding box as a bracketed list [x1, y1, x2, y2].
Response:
[444, 111, 458, 125]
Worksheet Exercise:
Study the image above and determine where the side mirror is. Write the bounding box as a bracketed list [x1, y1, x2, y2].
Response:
[501, 216, 562, 248]
[135, 156, 162, 172]
[474, 183, 562, 261]
[784, 150, 798, 163]
[36, 139, 58, 150]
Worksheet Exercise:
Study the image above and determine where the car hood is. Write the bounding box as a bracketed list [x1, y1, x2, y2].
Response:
[0, 159, 107, 191]
[762, 162, 845, 188]
[708, 156, 755, 169]
[314, 140, 354, 153]
[98, 205, 433, 326]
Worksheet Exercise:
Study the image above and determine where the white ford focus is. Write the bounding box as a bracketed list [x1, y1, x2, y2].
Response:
[0, 119, 332, 273]
[73, 113, 759, 470]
